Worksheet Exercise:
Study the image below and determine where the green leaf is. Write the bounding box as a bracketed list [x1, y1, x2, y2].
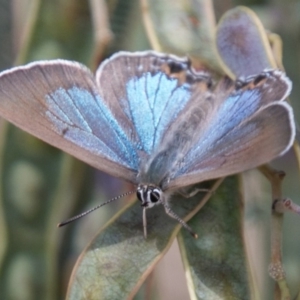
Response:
[67, 181, 223, 300]
[178, 176, 251, 300]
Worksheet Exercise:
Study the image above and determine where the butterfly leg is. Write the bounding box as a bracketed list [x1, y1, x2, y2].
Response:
[143, 208, 148, 239]
[161, 202, 198, 238]
[177, 184, 211, 198]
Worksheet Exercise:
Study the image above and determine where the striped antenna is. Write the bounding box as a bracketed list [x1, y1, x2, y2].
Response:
[57, 190, 134, 227]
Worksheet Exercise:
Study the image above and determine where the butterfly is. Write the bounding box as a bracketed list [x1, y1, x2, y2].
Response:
[0, 51, 295, 237]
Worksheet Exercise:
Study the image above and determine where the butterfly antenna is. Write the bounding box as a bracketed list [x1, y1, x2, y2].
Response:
[57, 190, 134, 227]
[162, 203, 198, 238]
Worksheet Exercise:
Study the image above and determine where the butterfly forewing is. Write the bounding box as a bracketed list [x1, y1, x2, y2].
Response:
[0, 60, 138, 182]
[96, 51, 212, 184]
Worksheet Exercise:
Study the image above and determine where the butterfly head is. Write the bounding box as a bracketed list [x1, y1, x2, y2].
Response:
[136, 183, 197, 238]
[136, 184, 164, 209]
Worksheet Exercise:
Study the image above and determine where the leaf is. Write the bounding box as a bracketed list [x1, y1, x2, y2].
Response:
[178, 176, 251, 300]
[66, 180, 223, 300]
[216, 6, 276, 78]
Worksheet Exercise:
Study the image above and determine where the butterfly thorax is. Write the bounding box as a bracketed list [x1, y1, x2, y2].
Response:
[136, 184, 164, 208]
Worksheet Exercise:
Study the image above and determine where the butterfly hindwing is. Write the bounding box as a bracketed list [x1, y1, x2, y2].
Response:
[97, 52, 213, 154]
[165, 71, 294, 190]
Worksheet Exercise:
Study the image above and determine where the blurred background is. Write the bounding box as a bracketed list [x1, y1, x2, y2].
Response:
[0, 0, 299, 299]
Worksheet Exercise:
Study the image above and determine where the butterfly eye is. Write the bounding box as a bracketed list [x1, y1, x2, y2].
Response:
[150, 190, 160, 203]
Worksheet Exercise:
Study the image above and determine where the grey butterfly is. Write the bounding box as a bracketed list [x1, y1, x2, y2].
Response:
[0, 51, 295, 236]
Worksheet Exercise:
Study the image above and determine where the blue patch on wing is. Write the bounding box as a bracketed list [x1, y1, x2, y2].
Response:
[45, 86, 139, 170]
[177, 89, 262, 175]
[126, 72, 191, 154]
